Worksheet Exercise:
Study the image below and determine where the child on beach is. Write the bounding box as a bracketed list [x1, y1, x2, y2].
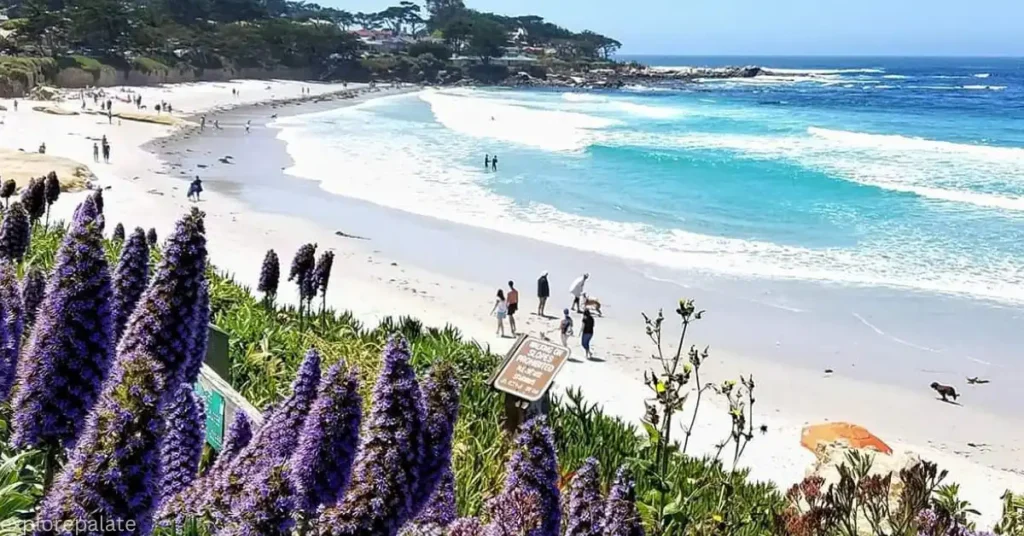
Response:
[490, 289, 508, 337]
[581, 309, 595, 359]
[569, 273, 589, 312]
[506, 281, 519, 336]
[537, 271, 550, 316]
[559, 308, 574, 347]
[93, 143, 99, 162]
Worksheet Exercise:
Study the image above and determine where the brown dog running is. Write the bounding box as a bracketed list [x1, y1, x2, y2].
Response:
[582, 293, 602, 316]
[930, 382, 959, 402]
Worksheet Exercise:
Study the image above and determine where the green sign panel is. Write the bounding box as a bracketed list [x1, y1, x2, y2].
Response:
[194, 382, 225, 451]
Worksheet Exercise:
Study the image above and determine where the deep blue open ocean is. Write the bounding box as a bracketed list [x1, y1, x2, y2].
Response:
[277, 57, 1024, 304]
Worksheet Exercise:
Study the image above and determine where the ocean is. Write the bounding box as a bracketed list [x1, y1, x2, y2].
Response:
[274, 57, 1024, 305]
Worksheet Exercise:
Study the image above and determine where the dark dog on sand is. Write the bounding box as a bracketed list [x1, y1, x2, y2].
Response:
[930, 382, 959, 402]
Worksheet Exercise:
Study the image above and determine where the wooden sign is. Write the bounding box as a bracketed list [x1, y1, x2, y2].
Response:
[492, 335, 570, 402]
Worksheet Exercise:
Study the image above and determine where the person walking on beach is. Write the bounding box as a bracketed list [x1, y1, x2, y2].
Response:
[92, 142, 99, 163]
[484, 154, 490, 169]
[506, 281, 519, 336]
[490, 289, 508, 337]
[537, 271, 550, 316]
[188, 176, 203, 202]
[569, 273, 589, 312]
[491, 154, 498, 171]
[200, 116, 206, 131]
[559, 308, 574, 347]
[581, 309, 595, 359]
[245, 120, 251, 134]
[101, 140, 110, 163]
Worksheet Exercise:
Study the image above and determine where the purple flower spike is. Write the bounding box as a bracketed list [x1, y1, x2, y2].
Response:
[602, 466, 644, 536]
[565, 458, 605, 536]
[44, 172, 60, 225]
[411, 363, 460, 517]
[111, 228, 149, 342]
[159, 384, 205, 505]
[117, 208, 207, 388]
[225, 460, 297, 536]
[20, 177, 45, 224]
[448, 518, 486, 536]
[147, 227, 158, 246]
[157, 411, 254, 530]
[0, 201, 30, 261]
[11, 198, 114, 450]
[258, 249, 280, 298]
[486, 488, 544, 536]
[314, 250, 335, 296]
[413, 466, 457, 529]
[497, 417, 561, 536]
[291, 362, 362, 516]
[112, 222, 125, 242]
[317, 336, 426, 536]
[20, 265, 46, 329]
[33, 350, 170, 536]
[213, 411, 253, 474]
[0, 179, 15, 203]
[0, 262, 22, 401]
[289, 243, 317, 304]
[207, 349, 321, 516]
[72, 192, 103, 230]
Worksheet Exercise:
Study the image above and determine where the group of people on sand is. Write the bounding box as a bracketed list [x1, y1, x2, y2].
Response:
[491, 272, 597, 359]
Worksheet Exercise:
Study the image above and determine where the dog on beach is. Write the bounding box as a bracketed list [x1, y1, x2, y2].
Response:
[930, 382, 959, 402]
[582, 293, 602, 316]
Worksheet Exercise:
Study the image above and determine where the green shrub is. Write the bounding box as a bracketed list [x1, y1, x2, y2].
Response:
[132, 56, 171, 75]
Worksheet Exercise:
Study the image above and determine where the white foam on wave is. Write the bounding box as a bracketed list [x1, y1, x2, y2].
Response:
[419, 89, 617, 152]
[763, 67, 884, 75]
[882, 74, 909, 79]
[273, 91, 1024, 305]
[562, 93, 607, 103]
[609, 126, 1024, 214]
[974, 73, 991, 78]
[962, 85, 1006, 91]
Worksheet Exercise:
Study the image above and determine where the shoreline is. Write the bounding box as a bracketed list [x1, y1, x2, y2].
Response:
[2, 79, 1020, 526]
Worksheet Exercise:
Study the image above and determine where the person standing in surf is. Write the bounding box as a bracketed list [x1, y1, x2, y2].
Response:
[492, 154, 498, 171]
[485, 154, 490, 169]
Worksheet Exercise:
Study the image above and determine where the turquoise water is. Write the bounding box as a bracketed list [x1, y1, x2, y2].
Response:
[276, 58, 1024, 304]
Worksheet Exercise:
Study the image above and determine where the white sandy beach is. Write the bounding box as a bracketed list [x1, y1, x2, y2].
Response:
[1, 79, 1020, 526]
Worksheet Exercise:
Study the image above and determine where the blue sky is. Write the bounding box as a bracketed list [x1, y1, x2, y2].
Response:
[323, 0, 1024, 56]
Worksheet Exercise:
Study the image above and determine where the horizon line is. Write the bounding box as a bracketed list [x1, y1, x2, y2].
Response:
[614, 53, 1024, 59]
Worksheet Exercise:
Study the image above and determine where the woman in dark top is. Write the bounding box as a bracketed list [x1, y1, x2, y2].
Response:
[581, 309, 595, 359]
[537, 271, 550, 316]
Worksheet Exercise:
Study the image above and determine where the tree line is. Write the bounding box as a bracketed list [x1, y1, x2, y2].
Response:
[0, 0, 621, 78]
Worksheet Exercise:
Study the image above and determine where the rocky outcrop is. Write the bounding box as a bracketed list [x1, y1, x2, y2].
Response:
[495, 65, 763, 90]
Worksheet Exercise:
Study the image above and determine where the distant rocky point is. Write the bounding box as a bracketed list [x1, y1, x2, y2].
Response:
[493, 65, 764, 90]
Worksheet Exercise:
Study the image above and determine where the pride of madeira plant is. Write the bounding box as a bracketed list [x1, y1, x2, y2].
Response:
[0, 184, 1018, 536]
